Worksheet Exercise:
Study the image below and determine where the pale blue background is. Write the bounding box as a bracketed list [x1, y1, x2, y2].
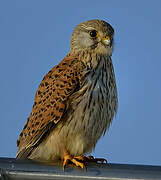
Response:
[0, 0, 161, 166]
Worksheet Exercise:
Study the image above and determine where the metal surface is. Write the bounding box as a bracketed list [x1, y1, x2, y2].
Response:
[0, 157, 161, 180]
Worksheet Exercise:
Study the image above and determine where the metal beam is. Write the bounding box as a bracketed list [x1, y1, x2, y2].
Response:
[0, 157, 161, 180]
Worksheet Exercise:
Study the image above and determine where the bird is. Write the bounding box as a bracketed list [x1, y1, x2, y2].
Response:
[16, 19, 118, 169]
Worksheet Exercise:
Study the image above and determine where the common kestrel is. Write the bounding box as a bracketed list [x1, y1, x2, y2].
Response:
[16, 19, 118, 169]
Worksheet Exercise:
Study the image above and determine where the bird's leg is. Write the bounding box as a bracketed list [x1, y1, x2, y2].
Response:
[75, 155, 107, 164]
[63, 151, 85, 170]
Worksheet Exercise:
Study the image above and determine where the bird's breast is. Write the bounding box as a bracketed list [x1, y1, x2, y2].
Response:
[65, 56, 118, 149]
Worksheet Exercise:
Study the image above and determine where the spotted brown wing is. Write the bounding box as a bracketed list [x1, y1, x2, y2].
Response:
[16, 55, 83, 158]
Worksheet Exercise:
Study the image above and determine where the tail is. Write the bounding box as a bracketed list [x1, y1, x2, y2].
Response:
[16, 146, 33, 159]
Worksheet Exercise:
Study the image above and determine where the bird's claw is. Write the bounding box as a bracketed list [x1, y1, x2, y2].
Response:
[63, 153, 85, 170]
[75, 155, 107, 164]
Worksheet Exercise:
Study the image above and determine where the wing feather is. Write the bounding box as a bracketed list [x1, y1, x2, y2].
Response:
[16, 55, 84, 158]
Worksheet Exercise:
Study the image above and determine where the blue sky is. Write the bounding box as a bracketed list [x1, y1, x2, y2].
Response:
[0, 0, 161, 166]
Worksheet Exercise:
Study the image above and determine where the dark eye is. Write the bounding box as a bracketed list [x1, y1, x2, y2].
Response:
[89, 30, 98, 38]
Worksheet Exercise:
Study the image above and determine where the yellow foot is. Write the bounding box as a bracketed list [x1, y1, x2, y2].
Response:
[63, 152, 85, 170]
[75, 155, 107, 164]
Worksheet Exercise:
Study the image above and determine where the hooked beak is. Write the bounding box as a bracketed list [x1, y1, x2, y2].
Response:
[102, 36, 113, 47]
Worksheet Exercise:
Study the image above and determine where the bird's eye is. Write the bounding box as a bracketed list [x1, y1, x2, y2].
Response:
[89, 30, 98, 38]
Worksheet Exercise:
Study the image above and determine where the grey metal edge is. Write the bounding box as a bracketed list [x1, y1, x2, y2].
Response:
[0, 157, 161, 180]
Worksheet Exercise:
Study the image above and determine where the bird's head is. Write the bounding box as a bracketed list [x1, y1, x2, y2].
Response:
[70, 19, 114, 56]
